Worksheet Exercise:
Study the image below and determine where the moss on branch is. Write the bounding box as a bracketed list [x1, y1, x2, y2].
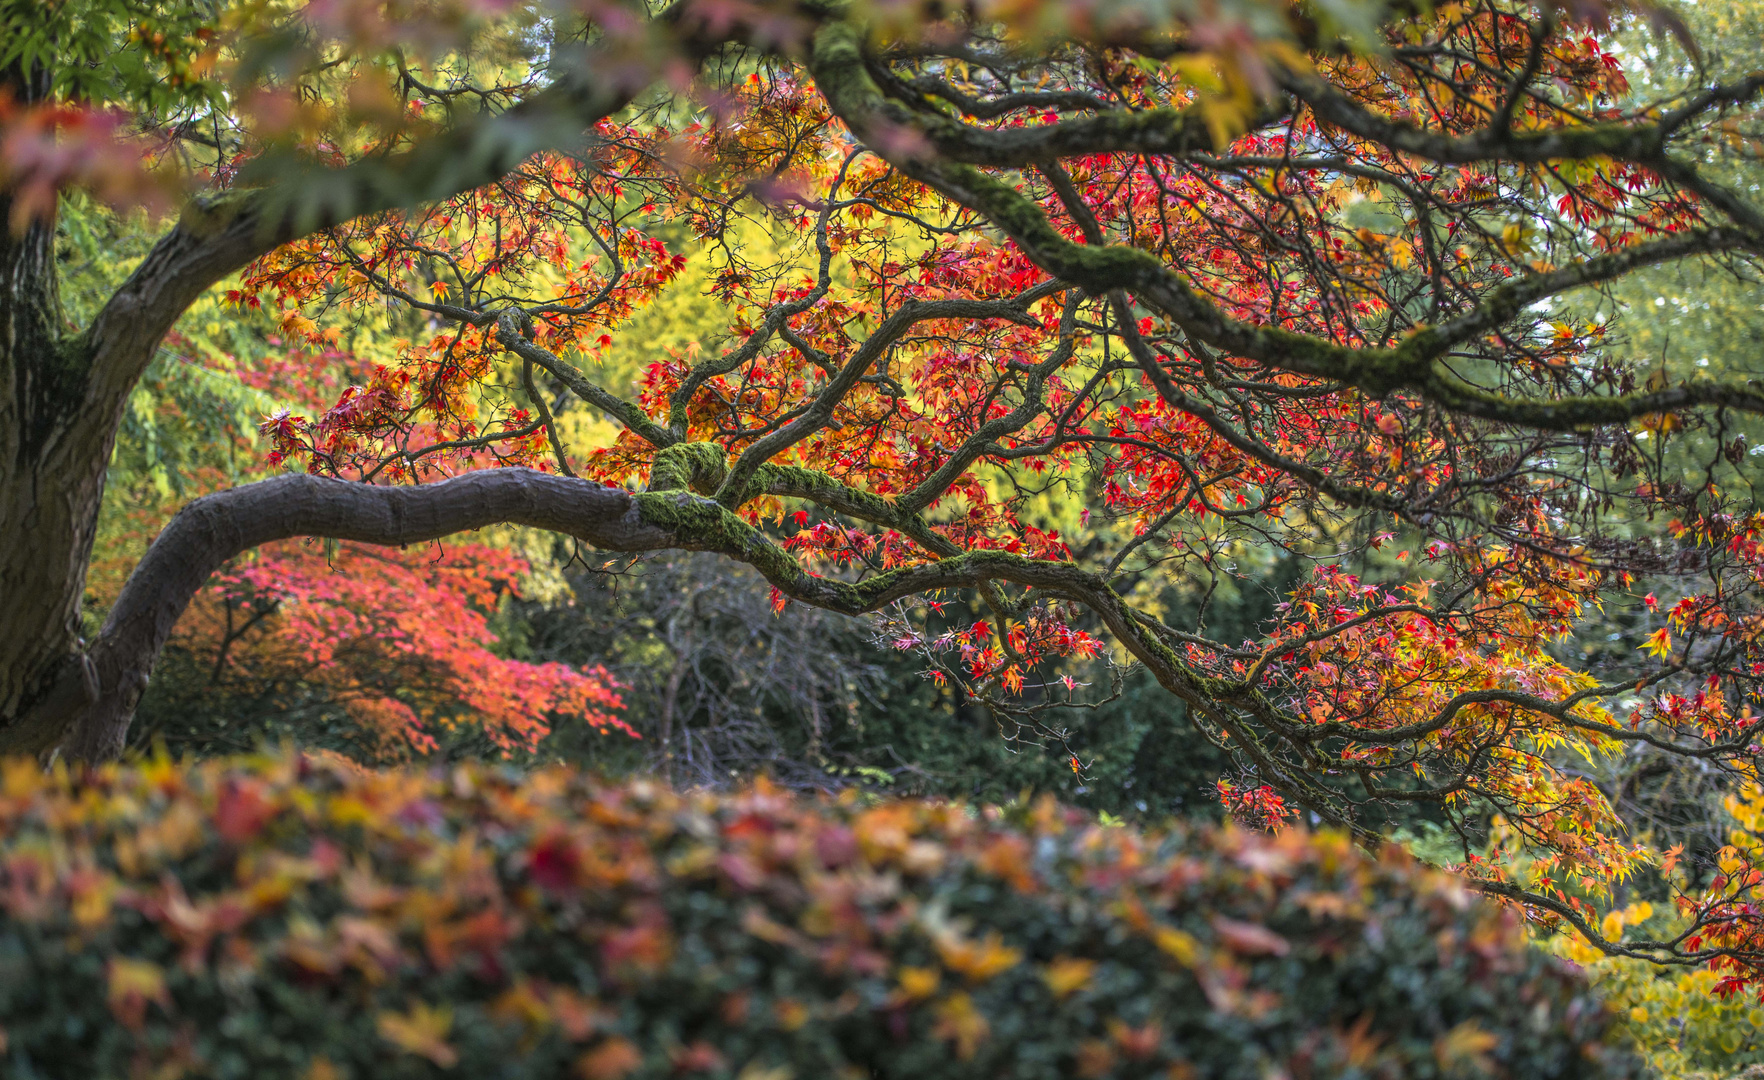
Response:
[648, 441, 731, 494]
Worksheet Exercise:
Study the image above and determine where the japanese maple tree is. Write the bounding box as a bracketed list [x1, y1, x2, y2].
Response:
[8, 0, 1764, 990]
[77, 321, 631, 759]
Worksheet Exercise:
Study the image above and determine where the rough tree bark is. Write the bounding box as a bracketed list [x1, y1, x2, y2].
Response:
[0, 57, 111, 748]
[0, 172, 326, 755]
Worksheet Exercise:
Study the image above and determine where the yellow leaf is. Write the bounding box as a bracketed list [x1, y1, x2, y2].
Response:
[106, 956, 168, 1030]
[1153, 926, 1199, 967]
[377, 1002, 457, 1068]
[932, 992, 990, 1060]
[1434, 1020, 1498, 1075]
[1042, 956, 1096, 999]
[282, 312, 319, 338]
[934, 930, 1022, 983]
[896, 965, 941, 1001]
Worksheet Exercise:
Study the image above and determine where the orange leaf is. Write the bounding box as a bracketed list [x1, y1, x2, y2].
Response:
[578, 1037, 643, 1080]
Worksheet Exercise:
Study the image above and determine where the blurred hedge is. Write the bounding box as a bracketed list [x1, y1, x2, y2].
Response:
[0, 752, 1634, 1080]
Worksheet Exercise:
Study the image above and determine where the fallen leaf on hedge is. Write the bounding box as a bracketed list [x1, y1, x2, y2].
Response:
[934, 928, 1022, 983]
[1433, 1019, 1498, 1075]
[601, 920, 672, 974]
[1231, 840, 1294, 876]
[903, 840, 947, 875]
[1042, 956, 1095, 998]
[215, 778, 276, 843]
[895, 965, 941, 1001]
[1108, 1018, 1162, 1060]
[489, 980, 550, 1033]
[854, 805, 912, 862]
[670, 1040, 726, 1072]
[976, 834, 1035, 891]
[1294, 890, 1358, 919]
[1153, 926, 1199, 966]
[377, 1001, 458, 1067]
[1338, 1013, 1383, 1068]
[814, 825, 857, 867]
[139, 800, 204, 865]
[774, 998, 810, 1031]
[0, 758, 40, 799]
[932, 992, 990, 1059]
[578, 1036, 643, 1079]
[342, 865, 403, 911]
[106, 957, 168, 1031]
[67, 869, 115, 929]
[719, 991, 750, 1026]
[527, 830, 580, 891]
[719, 852, 767, 890]
[1075, 1038, 1115, 1079]
[549, 986, 604, 1041]
[742, 905, 801, 946]
[282, 914, 344, 976]
[338, 915, 401, 972]
[1212, 917, 1290, 956]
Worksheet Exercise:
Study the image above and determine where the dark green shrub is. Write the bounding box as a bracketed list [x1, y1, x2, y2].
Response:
[0, 752, 1635, 1080]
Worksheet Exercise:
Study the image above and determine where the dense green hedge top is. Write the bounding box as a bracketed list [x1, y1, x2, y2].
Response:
[0, 752, 1633, 1080]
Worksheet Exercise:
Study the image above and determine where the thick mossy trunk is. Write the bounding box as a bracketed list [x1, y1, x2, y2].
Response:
[0, 447, 115, 755]
[0, 59, 128, 758]
[0, 211, 119, 755]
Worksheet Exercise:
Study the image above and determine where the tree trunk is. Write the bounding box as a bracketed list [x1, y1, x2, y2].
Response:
[0, 59, 121, 755]
[0, 417, 114, 755]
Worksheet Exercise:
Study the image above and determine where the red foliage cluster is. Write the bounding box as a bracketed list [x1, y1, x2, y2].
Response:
[208, 539, 630, 754]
